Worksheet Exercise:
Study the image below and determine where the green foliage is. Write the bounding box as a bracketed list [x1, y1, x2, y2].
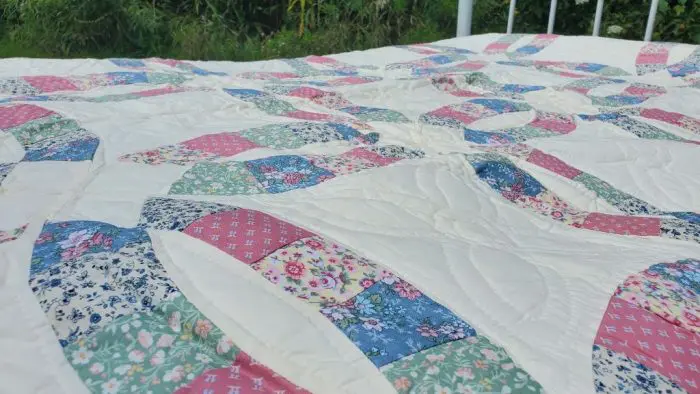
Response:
[0, 0, 697, 60]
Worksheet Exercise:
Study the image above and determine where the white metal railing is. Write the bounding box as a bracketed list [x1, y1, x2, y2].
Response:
[457, 0, 660, 41]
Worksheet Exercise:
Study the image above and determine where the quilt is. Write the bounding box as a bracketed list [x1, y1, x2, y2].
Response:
[0, 34, 699, 394]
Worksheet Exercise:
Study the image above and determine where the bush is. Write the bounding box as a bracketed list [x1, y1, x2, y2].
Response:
[0, 0, 697, 60]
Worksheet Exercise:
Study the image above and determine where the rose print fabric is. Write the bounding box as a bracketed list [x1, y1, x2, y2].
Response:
[381, 336, 544, 394]
[251, 236, 381, 306]
[592, 260, 700, 393]
[432, 72, 546, 99]
[636, 43, 674, 75]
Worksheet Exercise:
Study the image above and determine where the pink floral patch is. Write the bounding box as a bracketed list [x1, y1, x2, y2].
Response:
[526, 149, 582, 179]
[0, 104, 54, 130]
[175, 351, 310, 394]
[344, 148, 400, 166]
[285, 110, 334, 121]
[181, 133, 260, 157]
[182, 209, 314, 264]
[581, 213, 661, 236]
[23, 76, 79, 93]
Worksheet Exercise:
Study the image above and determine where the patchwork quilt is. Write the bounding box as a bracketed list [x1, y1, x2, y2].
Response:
[1, 34, 699, 394]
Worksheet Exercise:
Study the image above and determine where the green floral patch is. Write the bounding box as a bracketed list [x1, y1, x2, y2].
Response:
[380, 336, 543, 394]
[65, 294, 239, 394]
[573, 172, 660, 215]
[169, 161, 265, 195]
[9, 115, 80, 146]
[145, 72, 188, 85]
[503, 125, 559, 142]
[238, 124, 306, 149]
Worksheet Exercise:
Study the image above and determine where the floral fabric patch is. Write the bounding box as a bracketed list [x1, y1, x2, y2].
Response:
[169, 161, 265, 196]
[592, 345, 685, 394]
[0, 104, 54, 130]
[30, 221, 151, 275]
[0, 162, 16, 186]
[30, 240, 179, 347]
[137, 197, 234, 232]
[245, 155, 336, 194]
[381, 336, 544, 394]
[615, 259, 699, 333]
[251, 236, 381, 306]
[321, 279, 476, 367]
[65, 294, 239, 394]
[0, 223, 28, 244]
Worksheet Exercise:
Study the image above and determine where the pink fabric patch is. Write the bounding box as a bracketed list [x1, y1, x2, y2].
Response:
[181, 133, 260, 157]
[330, 76, 374, 86]
[568, 86, 591, 94]
[270, 72, 299, 79]
[595, 297, 700, 392]
[581, 213, 661, 236]
[624, 86, 663, 97]
[530, 113, 576, 134]
[456, 61, 487, 70]
[136, 86, 184, 97]
[23, 76, 79, 93]
[558, 71, 586, 78]
[0, 104, 54, 130]
[306, 55, 336, 64]
[183, 209, 315, 264]
[430, 106, 478, 125]
[344, 148, 400, 166]
[287, 87, 326, 99]
[285, 110, 333, 121]
[451, 90, 483, 98]
[175, 351, 310, 394]
[484, 42, 511, 53]
[526, 149, 582, 179]
[151, 58, 181, 67]
[640, 108, 700, 135]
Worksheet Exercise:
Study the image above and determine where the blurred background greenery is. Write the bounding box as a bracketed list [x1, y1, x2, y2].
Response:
[0, 0, 698, 59]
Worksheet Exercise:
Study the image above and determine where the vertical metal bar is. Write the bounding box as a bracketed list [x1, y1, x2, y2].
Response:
[592, 0, 604, 36]
[547, 0, 558, 34]
[507, 0, 517, 34]
[457, 0, 474, 37]
[644, 0, 660, 41]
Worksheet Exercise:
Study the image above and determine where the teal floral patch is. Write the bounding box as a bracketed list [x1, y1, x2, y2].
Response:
[169, 162, 265, 195]
[381, 336, 544, 394]
[238, 124, 307, 149]
[66, 294, 239, 394]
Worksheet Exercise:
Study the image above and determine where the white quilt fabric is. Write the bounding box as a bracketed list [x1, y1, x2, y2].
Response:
[1, 34, 699, 394]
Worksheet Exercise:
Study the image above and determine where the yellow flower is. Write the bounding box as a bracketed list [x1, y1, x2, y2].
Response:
[180, 334, 191, 341]
[184, 364, 193, 373]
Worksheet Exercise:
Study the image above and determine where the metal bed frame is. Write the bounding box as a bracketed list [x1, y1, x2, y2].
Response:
[457, 0, 660, 41]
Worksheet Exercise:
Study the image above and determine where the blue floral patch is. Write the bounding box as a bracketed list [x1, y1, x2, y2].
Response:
[427, 55, 455, 65]
[106, 72, 149, 85]
[30, 221, 151, 275]
[501, 84, 545, 94]
[223, 88, 265, 98]
[109, 58, 146, 68]
[469, 99, 531, 114]
[464, 129, 515, 144]
[0, 162, 15, 185]
[668, 211, 700, 224]
[515, 46, 540, 55]
[245, 155, 336, 194]
[137, 197, 235, 231]
[29, 224, 178, 347]
[321, 279, 476, 367]
[23, 137, 100, 162]
[470, 159, 544, 198]
[575, 63, 606, 72]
